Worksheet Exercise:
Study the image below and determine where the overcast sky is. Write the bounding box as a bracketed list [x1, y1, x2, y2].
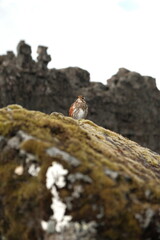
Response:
[1, 0, 160, 88]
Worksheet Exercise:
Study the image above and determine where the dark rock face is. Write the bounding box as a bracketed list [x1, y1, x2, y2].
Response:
[92, 68, 160, 152]
[0, 41, 160, 153]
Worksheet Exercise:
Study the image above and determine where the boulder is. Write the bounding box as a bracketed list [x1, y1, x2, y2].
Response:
[0, 105, 160, 240]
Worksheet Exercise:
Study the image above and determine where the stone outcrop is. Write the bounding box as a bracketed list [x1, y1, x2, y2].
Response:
[0, 105, 160, 240]
[0, 41, 160, 154]
[37, 46, 51, 70]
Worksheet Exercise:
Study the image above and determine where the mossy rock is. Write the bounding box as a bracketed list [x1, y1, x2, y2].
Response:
[0, 105, 160, 240]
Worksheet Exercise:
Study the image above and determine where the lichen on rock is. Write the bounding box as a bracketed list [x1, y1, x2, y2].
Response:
[0, 105, 160, 240]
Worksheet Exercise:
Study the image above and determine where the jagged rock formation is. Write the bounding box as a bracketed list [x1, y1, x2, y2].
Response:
[0, 105, 160, 240]
[0, 41, 160, 153]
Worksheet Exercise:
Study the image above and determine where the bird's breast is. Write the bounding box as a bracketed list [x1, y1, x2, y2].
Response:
[75, 108, 86, 119]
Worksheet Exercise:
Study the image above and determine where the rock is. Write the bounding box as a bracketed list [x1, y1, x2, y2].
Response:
[0, 51, 16, 67]
[107, 68, 157, 89]
[16, 40, 34, 70]
[1, 105, 160, 240]
[37, 46, 51, 70]
[58, 67, 90, 88]
[1, 42, 160, 154]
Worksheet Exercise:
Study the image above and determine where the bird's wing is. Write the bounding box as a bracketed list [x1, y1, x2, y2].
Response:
[69, 103, 75, 117]
[85, 105, 88, 118]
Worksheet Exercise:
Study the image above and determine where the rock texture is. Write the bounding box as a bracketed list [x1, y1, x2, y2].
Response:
[1, 105, 160, 240]
[0, 41, 160, 153]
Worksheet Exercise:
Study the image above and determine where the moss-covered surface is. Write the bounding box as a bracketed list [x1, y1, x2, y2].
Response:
[0, 105, 160, 240]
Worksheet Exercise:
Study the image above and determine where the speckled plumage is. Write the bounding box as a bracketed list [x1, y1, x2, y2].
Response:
[69, 96, 88, 119]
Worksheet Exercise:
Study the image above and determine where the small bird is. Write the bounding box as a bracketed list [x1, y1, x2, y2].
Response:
[69, 96, 88, 120]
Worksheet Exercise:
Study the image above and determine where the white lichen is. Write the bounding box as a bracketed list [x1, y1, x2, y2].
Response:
[25, 153, 37, 163]
[46, 162, 68, 189]
[28, 164, 40, 177]
[17, 130, 34, 141]
[41, 220, 48, 231]
[7, 136, 20, 149]
[45, 162, 72, 232]
[14, 165, 24, 175]
[46, 147, 80, 167]
[104, 168, 119, 180]
[67, 173, 92, 183]
[72, 185, 83, 198]
[135, 208, 155, 229]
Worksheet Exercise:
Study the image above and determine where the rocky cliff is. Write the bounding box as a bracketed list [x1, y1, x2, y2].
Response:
[0, 105, 160, 240]
[0, 41, 160, 153]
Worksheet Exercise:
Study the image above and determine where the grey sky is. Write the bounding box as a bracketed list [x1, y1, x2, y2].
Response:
[1, 0, 160, 88]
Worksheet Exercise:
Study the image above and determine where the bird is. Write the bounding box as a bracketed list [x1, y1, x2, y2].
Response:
[69, 96, 88, 120]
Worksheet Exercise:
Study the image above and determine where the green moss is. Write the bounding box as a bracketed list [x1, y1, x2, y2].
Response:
[1, 105, 160, 240]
